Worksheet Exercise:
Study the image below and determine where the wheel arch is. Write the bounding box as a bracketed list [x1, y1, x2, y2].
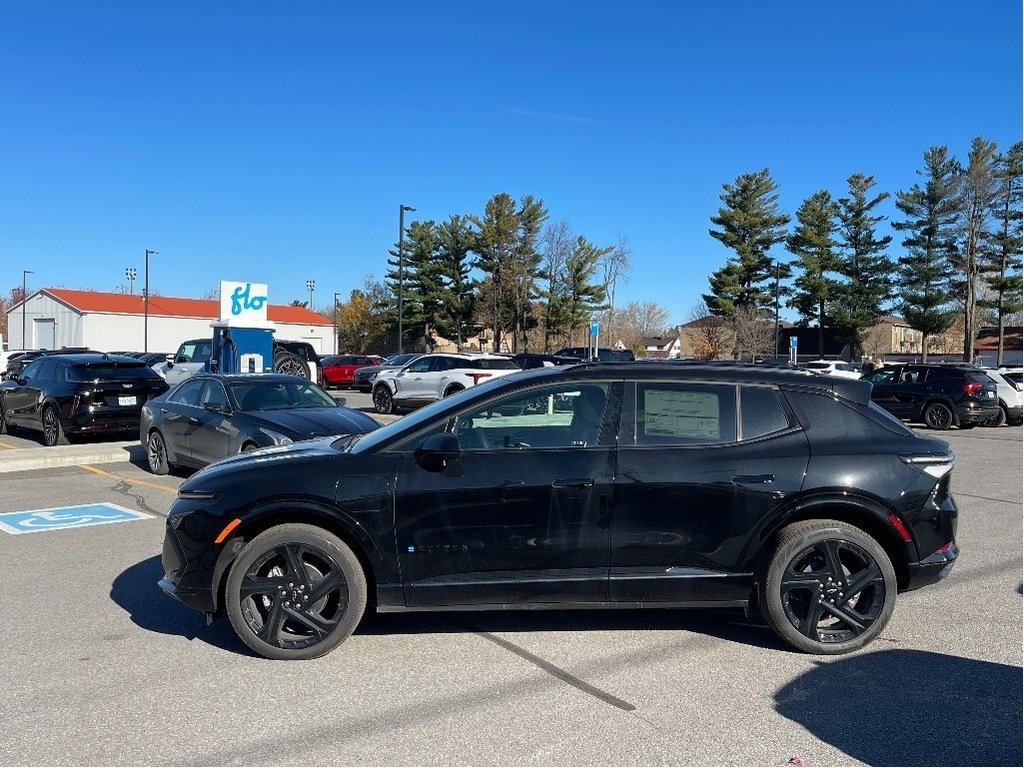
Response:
[210, 501, 385, 616]
[746, 495, 912, 592]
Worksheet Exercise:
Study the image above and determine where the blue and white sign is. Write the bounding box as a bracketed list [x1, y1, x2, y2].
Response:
[790, 336, 798, 350]
[220, 280, 269, 323]
[589, 321, 599, 337]
[0, 503, 152, 535]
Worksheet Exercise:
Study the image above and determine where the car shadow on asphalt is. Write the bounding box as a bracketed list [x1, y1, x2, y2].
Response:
[775, 649, 1023, 766]
[112, 555, 790, 655]
[355, 605, 792, 652]
[110, 555, 251, 655]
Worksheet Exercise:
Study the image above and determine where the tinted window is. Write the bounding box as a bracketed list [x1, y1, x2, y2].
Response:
[471, 360, 520, 370]
[406, 357, 433, 373]
[170, 379, 204, 406]
[37, 359, 58, 381]
[636, 383, 736, 445]
[66, 362, 153, 381]
[200, 381, 229, 409]
[452, 383, 611, 450]
[177, 341, 211, 363]
[740, 386, 790, 439]
[19, 360, 44, 380]
[228, 380, 336, 410]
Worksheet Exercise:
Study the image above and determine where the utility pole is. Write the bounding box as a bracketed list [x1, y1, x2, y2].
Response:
[22, 270, 33, 349]
[144, 249, 157, 352]
[397, 204, 416, 353]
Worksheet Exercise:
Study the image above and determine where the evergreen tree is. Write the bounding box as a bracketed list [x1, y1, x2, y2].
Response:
[469, 193, 518, 352]
[833, 173, 894, 356]
[403, 220, 445, 350]
[509, 195, 548, 352]
[979, 141, 1023, 366]
[703, 169, 790, 317]
[435, 214, 477, 349]
[786, 190, 839, 357]
[560, 237, 610, 345]
[892, 147, 960, 361]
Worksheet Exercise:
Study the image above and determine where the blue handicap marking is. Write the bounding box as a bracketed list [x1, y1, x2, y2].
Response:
[0, 503, 153, 535]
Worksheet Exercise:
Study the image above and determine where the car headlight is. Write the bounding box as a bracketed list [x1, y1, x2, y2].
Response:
[257, 427, 294, 446]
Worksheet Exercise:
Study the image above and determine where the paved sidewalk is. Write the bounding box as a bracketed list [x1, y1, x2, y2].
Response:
[0, 441, 143, 474]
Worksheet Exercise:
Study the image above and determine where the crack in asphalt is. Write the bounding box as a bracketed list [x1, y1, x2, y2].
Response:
[469, 627, 637, 712]
[111, 479, 163, 517]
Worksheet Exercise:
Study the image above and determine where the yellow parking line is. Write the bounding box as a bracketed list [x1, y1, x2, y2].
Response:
[0, 441, 17, 449]
[79, 464, 179, 494]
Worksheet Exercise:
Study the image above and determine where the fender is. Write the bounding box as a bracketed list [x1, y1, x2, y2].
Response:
[209, 495, 394, 613]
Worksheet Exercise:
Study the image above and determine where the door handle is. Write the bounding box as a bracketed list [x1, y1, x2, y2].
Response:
[188, 416, 200, 425]
[552, 478, 594, 488]
[732, 474, 775, 484]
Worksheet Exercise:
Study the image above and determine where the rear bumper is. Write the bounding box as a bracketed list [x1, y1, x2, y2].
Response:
[67, 408, 142, 434]
[955, 402, 999, 425]
[905, 541, 958, 590]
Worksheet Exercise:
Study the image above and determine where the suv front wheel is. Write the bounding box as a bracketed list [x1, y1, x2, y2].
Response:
[372, 384, 394, 414]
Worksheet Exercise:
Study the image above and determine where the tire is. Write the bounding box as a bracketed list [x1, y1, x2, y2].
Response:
[41, 405, 70, 446]
[225, 524, 367, 660]
[984, 405, 1008, 428]
[0, 396, 7, 435]
[922, 402, 954, 430]
[241, 441, 259, 453]
[759, 519, 896, 655]
[274, 349, 309, 380]
[147, 430, 171, 475]
[443, 385, 464, 398]
[372, 384, 394, 414]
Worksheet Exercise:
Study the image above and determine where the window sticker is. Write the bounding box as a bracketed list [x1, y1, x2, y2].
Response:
[644, 389, 720, 439]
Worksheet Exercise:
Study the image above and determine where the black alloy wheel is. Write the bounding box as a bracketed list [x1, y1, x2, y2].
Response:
[984, 405, 1008, 428]
[147, 430, 171, 475]
[372, 385, 394, 414]
[443, 385, 464, 398]
[42, 405, 69, 446]
[226, 524, 367, 660]
[761, 519, 896, 655]
[922, 402, 954, 430]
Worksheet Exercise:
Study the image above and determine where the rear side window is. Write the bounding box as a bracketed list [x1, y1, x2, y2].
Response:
[636, 383, 736, 445]
[473, 358, 519, 370]
[740, 386, 791, 439]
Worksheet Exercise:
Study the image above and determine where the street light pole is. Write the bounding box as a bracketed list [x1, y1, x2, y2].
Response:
[144, 249, 157, 352]
[397, 204, 416, 354]
[333, 291, 340, 355]
[306, 279, 316, 310]
[125, 267, 136, 295]
[22, 270, 33, 349]
[774, 261, 781, 360]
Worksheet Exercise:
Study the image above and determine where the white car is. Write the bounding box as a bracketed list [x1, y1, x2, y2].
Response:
[371, 353, 521, 414]
[804, 359, 863, 380]
[981, 367, 1024, 426]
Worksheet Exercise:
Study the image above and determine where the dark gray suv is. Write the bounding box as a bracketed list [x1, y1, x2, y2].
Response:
[863, 363, 1000, 429]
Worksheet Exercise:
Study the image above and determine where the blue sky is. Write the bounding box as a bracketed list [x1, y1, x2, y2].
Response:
[2, 1, 1021, 325]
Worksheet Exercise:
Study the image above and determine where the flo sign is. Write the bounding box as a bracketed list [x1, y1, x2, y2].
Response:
[219, 280, 269, 323]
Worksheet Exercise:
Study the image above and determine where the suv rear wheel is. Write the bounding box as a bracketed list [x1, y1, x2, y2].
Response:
[273, 348, 309, 379]
[922, 401, 954, 430]
[760, 519, 896, 655]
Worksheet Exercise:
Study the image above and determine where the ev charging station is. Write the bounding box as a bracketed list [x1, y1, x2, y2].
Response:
[209, 280, 275, 375]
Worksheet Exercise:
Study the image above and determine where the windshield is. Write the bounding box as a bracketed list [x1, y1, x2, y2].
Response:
[229, 380, 337, 410]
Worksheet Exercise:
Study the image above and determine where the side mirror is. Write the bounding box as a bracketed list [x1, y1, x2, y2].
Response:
[165, 354, 175, 367]
[414, 433, 462, 473]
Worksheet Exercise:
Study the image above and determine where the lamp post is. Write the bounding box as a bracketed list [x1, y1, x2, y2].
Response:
[21, 270, 33, 349]
[773, 261, 781, 360]
[397, 204, 416, 354]
[144, 249, 157, 352]
[333, 291, 340, 355]
[306, 279, 316, 309]
[125, 267, 136, 295]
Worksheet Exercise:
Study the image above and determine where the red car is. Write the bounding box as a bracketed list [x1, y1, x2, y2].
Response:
[321, 355, 384, 389]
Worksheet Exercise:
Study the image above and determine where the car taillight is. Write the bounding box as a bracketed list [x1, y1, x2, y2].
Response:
[467, 373, 492, 385]
[963, 381, 983, 396]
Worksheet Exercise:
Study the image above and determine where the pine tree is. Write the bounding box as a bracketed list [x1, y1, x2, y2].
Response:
[833, 173, 894, 356]
[704, 169, 790, 317]
[469, 194, 518, 352]
[435, 214, 477, 349]
[786, 190, 839, 357]
[892, 147, 960, 361]
[560, 237, 610, 345]
[979, 141, 1023, 366]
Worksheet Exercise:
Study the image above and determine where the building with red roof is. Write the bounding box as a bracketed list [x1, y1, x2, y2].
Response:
[5, 287, 333, 354]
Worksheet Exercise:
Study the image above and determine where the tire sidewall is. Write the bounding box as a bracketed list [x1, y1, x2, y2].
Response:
[923, 402, 953, 430]
[373, 385, 393, 414]
[147, 430, 170, 475]
[225, 524, 367, 660]
[761, 520, 896, 655]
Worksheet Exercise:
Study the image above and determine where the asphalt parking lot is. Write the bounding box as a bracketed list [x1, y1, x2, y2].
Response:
[0, 413, 1020, 766]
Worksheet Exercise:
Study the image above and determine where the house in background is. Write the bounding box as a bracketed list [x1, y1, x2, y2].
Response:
[639, 335, 681, 359]
[5, 288, 333, 354]
[973, 326, 1023, 366]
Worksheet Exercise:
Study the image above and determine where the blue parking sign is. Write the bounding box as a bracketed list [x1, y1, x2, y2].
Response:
[0, 503, 153, 535]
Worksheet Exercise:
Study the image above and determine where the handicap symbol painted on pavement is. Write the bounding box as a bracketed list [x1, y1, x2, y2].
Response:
[0, 503, 153, 535]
